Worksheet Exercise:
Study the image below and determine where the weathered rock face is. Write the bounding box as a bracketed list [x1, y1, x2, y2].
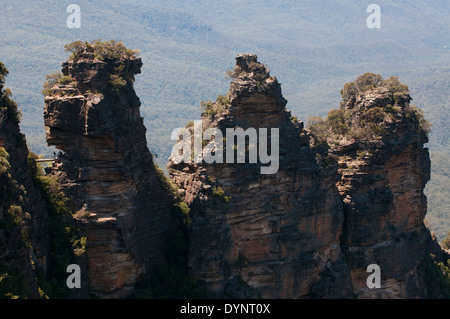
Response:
[44, 47, 176, 298]
[168, 54, 351, 298]
[168, 57, 448, 299]
[0, 63, 50, 298]
[329, 76, 435, 298]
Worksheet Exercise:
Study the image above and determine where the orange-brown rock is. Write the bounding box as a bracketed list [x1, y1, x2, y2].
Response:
[168, 54, 352, 298]
[168, 58, 449, 299]
[43, 45, 177, 298]
[329, 74, 437, 298]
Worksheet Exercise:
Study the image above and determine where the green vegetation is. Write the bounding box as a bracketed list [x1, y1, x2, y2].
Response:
[212, 186, 225, 197]
[64, 39, 140, 61]
[0, 65, 21, 125]
[0, 62, 7, 86]
[155, 163, 192, 227]
[423, 253, 450, 298]
[339, 73, 409, 103]
[201, 93, 231, 117]
[41, 72, 74, 96]
[309, 74, 431, 145]
[109, 74, 127, 91]
[212, 186, 231, 202]
[28, 152, 84, 298]
[0, 148, 35, 298]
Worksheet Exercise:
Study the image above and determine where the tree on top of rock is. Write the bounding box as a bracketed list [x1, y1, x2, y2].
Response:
[64, 39, 140, 61]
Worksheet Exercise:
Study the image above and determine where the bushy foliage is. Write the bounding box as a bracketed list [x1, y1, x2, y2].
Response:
[201, 100, 215, 116]
[0, 262, 32, 299]
[404, 104, 432, 135]
[0, 91, 21, 125]
[340, 72, 383, 100]
[0, 66, 21, 125]
[109, 74, 127, 91]
[41, 72, 74, 96]
[0, 150, 35, 299]
[201, 93, 230, 117]
[28, 153, 81, 298]
[340, 73, 409, 103]
[423, 253, 450, 298]
[212, 186, 231, 202]
[310, 74, 430, 145]
[64, 39, 140, 61]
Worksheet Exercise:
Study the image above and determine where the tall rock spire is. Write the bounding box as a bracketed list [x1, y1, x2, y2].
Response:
[44, 41, 177, 298]
[168, 54, 349, 298]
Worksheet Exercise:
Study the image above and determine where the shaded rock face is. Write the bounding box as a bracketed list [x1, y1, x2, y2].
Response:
[331, 80, 434, 298]
[168, 56, 446, 299]
[44, 49, 176, 298]
[0, 64, 50, 298]
[168, 54, 351, 298]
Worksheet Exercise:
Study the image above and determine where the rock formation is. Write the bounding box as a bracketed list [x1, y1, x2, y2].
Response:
[326, 74, 438, 298]
[0, 62, 51, 298]
[168, 54, 352, 298]
[0, 62, 88, 299]
[168, 56, 449, 298]
[2, 48, 448, 299]
[43, 43, 177, 298]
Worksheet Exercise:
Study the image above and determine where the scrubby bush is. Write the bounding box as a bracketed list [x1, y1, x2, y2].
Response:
[64, 39, 140, 61]
[311, 74, 430, 146]
[404, 104, 432, 134]
[1, 87, 21, 125]
[212, 186, 225, 197]
[236, 255, 249, 268]
[212, 186, 231, 202]
[340, 72, 383, 100]
[201, 100, 215, 116]
[201, 94, 231, 117]
[109, 74, 127, 91]
[340, 73, 409, 102]
[382, 76, 409, 94]
[41, 72, 74, 96]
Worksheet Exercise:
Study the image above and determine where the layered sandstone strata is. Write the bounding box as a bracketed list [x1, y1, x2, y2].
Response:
[44, 45, 176, 298]
[168, 55, 447, 299]
[330, 77, 435, 298]
[168, 54, 352, 298]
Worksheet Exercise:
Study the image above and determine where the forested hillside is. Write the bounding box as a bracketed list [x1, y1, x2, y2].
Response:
[0, 0, 448, 239]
